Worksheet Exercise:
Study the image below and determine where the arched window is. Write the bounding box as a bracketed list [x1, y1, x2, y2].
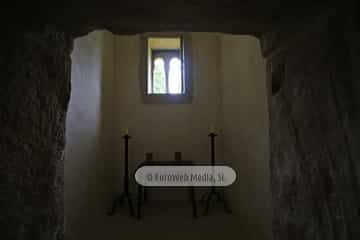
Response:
[142, 34, 193, 103]
[168, 57, 182, 94]
[152, 58, 166, 94]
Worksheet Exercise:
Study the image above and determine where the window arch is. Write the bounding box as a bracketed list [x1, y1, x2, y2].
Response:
[152, 58, 166, 94]
[168, 57, 182, 94]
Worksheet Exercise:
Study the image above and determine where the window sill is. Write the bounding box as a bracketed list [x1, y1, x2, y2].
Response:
[142, 94, 193, 104]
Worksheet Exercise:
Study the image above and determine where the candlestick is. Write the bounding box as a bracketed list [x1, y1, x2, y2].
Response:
[210, 124, 215, 133]
[201, 132, 231, 215]
[108, 132, 134, 217]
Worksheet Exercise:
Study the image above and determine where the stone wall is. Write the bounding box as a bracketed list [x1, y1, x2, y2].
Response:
[1, 2, 358, 240]
[264, 8, 360, 240]
[0, 27, 72, 240]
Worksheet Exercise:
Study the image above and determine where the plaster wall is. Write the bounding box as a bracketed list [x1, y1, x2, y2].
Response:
[113, 33, 223, 200]
[65, 30, 116, 239]
[220, 35, 272, 239]
[65, 31, 271, 239]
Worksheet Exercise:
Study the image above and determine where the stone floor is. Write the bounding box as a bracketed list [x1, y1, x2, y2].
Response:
[99, 201, 253, 240]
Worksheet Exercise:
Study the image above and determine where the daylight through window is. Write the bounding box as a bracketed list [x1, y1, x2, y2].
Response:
[147, 37, 184, 95]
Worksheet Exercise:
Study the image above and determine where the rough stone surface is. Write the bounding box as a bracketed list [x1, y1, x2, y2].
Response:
[0, 27, 72, 239]
[266, 9, 360, 240]
[5, 1, 331, 37]
[0, 1, 359, 239]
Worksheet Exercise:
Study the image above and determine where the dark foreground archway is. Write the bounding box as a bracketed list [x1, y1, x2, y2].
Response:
[1, 1, 359, 239]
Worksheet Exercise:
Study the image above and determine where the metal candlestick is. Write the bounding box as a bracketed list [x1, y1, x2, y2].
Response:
[201, 132, 231, 215]
[107, 134, 135, 217]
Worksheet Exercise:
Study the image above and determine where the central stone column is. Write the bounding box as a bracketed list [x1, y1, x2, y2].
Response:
[262, 8, 360, 240]
[0, 27, 73, 240]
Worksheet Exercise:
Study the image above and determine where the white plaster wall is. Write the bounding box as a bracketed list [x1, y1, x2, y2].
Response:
[65, 31, 271, 239]
[65, 30, 116, 240]
[113, 33, 223, 200]
[220, 34, 272, 239]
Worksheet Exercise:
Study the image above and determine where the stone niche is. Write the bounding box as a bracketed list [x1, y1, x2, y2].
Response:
[1, 1, 359, 240]
[264, 8, 360, 240]
[0, 28, 72, 240]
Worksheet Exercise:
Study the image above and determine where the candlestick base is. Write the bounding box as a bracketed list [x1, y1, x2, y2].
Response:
[107, 192, 135, 217]
[200, 187, 231, 215]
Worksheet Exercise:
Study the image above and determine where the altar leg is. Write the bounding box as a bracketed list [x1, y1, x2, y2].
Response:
[189, 186, 198, 219]
[137, 185, 143, 220]
[127, 194, 135, 217]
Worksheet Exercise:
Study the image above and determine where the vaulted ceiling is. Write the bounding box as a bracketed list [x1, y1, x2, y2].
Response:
[7, 0, 336, 37]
